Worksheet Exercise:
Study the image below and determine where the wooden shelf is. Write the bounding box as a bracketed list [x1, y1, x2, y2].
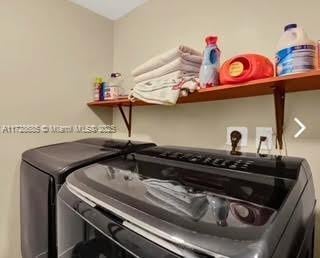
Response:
[87, 71, 320, 149]
[87, 71, 320, 108]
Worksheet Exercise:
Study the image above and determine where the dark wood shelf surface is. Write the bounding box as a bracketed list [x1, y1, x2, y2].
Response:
[87, 71, 320, 107]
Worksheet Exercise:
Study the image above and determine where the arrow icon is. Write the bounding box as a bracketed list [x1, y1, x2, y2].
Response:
[294, 118, 306, 138]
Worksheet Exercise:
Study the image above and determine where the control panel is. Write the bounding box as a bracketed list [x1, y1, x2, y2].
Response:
[158, 151, 255, 171]
[136, 146, 303, 179]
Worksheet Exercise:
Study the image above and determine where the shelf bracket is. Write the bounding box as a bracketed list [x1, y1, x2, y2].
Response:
[273, 86, 285, 150]
[118, 104, 132, 137]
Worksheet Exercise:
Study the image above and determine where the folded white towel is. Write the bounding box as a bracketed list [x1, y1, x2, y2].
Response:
[129, 80, 181, 105]
[134, 58, 201, 84]
[129, 72, 198, 105]
[136, 70, 196, 86]
[132, 45, 202, 77]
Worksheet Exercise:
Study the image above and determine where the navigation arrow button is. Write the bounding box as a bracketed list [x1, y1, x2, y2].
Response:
[294, 118, 306, 138]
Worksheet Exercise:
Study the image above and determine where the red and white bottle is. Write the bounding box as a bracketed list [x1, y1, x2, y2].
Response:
[199, 36, 221, 88]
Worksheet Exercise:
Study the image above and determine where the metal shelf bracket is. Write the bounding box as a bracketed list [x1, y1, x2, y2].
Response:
[118, 104, 133, 137]
[273, 86, 285, 150]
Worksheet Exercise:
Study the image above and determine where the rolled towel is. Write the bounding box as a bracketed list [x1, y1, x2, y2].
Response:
[132, 45, 202, 77]
[134, 58, 201, 84]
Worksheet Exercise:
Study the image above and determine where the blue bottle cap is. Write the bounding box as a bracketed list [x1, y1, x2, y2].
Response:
[284, 24, 297, 31]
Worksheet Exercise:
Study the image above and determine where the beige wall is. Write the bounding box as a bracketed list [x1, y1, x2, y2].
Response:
[113, 0, 320, 255]
[0, 1, 113, 257]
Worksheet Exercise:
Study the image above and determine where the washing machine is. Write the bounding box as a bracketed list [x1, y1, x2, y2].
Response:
[57, 146, 316, 258]
[20, 138, 155, 258]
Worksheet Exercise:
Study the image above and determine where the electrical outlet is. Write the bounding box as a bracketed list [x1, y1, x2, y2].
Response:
[226, 127, 248, 147]
[256, 127, 273, 150]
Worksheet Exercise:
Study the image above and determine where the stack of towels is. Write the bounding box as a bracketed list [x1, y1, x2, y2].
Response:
[129, 45, 203, 105]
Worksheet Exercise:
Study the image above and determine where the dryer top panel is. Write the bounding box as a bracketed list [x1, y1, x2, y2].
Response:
[22, 138, 155, 178]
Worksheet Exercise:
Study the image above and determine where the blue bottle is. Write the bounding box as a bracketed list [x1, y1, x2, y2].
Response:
[199, 36, 221, 88]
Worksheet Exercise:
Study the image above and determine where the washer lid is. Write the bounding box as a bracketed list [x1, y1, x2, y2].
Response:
[22, 142, 119, 178]
[66, 155, 286, 258]
[75, 138, 155, 152]
[22, 138, 155, 179]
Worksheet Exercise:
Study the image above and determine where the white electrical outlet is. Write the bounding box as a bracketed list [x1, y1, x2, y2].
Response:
[256, 127, 273, 150]
[226, 127, 248, 147]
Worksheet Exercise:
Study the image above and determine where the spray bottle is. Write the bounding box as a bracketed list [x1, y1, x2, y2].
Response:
[199, 36, 221, 88]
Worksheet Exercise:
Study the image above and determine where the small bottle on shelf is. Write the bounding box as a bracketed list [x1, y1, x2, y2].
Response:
[199, 36, 221, 88]
[106, 73, 123, 100]
[93, 77, 103, 101]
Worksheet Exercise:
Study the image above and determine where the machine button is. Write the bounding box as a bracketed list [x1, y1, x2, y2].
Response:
[169, 152, 183, 159]
[212, 159, 224, 166]
[202, 157, 214, 165]
[189, 155, 204, 163]
[177, 153, 185, 159]
[221, 160, 232, 167]
[235, 161, 244, 166]
[229, 165, 238, 169]
[159, 152, 171, 157]
[241, 165, 249, 170]
[181, 153, 194, 160]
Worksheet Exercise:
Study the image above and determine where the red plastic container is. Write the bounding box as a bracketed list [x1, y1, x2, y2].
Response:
[220, 54, 274, 84]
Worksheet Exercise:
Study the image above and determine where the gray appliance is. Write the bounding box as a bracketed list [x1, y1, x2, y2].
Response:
[57, 146, 315, 258]
[20, 138, 155, 258]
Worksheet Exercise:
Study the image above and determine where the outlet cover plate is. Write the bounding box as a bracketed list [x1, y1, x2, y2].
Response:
[226, 127, 248, 147]
[256, 127, 273, 150]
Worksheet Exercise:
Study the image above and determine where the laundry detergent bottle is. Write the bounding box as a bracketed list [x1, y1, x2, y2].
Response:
[199, 36, 220, 88]
[276, 24, 316, 76]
